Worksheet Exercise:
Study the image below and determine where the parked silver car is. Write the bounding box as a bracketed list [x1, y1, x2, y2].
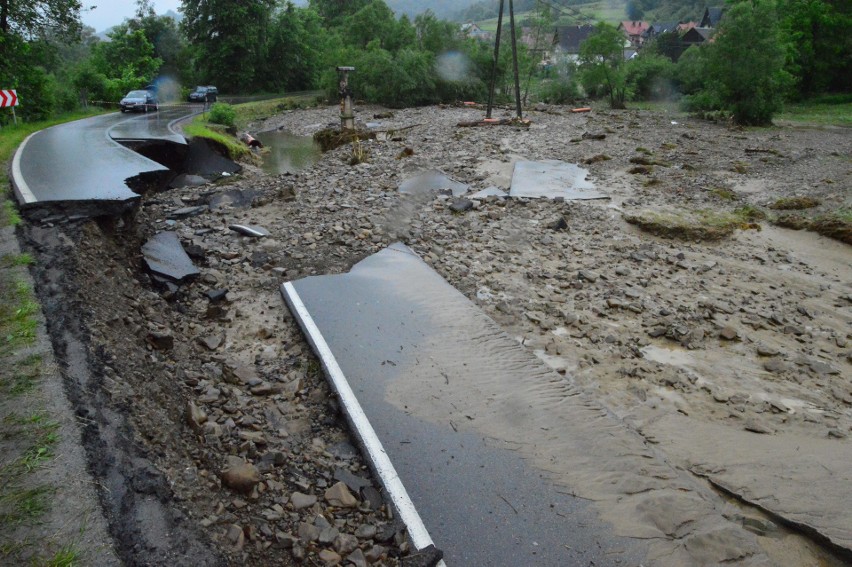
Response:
[119, 89, 158, 112]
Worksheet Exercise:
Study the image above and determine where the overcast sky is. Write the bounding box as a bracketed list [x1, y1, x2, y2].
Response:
[82, 0, 183, 32]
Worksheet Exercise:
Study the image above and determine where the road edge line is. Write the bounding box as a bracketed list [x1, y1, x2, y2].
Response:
[281, 281, 446, 565]
[11, 131, 39, 205]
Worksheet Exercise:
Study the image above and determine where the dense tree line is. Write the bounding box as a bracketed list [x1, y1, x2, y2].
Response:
[0, 0, 848, 125]
[577, 0, 850, 124]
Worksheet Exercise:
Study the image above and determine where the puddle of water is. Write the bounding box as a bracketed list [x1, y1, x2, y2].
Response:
[254, 130, 321, 175]
[641, 344, 696, 367]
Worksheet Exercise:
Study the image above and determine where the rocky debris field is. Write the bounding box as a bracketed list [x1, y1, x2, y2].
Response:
[22, 103, 851, 566]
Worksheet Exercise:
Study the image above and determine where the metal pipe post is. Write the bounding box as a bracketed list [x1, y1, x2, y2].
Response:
[337, 66, 356, 130]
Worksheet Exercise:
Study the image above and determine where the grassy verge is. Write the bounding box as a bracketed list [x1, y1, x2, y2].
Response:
[184, 94, 321, 162]
[0, 110, 96, 565]
[182, 121, 253, 161]
[230, 95, 320, 130]
[776, 94, 852, 126]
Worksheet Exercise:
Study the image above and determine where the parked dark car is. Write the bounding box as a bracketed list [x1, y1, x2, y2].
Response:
[119, 89, 158, 112]
[188, 86, 217, 103]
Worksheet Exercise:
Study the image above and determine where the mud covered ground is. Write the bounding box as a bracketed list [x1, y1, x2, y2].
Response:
[21, 104, 851, 566]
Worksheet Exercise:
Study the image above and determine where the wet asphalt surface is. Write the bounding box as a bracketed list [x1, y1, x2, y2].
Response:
[11, 106, 199, 211]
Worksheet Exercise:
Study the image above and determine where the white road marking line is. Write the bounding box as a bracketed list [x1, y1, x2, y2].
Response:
[281, 281, 446, 566]
[11, 131, 39, 205]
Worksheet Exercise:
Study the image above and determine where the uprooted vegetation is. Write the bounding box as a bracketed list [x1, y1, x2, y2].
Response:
[773, 210, 852, 244]
[623, 206, 765, 241]
[769, 196, 821, 210]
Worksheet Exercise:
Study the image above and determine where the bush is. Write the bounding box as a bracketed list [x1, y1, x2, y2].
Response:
[538, 78, 581, 104]
[626, 53, 675, 101]
[673, 46, 709, 96]
[701, 0, 791, 125]
[207, 103, 236, 127]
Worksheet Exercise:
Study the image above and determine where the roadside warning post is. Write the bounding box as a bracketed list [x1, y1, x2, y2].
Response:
[1, 89, 19, 126]
[337, 66, 355, 130]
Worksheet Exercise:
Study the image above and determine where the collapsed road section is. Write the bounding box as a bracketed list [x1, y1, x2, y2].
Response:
[282, 243, 773, 566]
[12, 112, 165, 216]
[10, 107, 240, 220]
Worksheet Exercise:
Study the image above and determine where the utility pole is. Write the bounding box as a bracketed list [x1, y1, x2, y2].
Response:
[485, 0, 523, 120]
[485, 0, 505, 119]
[508, 0, 523, 120]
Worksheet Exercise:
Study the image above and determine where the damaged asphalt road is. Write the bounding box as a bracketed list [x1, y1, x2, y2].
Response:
[11, 103, 852, 566]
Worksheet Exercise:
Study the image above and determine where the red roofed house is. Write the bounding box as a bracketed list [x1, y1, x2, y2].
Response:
[617, 20, 650, 48]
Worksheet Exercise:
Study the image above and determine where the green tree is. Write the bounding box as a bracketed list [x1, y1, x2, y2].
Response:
[309, 0, 370, 26]
[0, 0, 82, 40]
[181, 0, 275, 92]
[263, 2, 327, 91]
[342, 1, 414, 52]
[578, 22, 629, 109]
[703, 0, 791, 125]
[672, 45, 709, 96]
[125, 1, 188, 78]
[625, 52, 674, 100]
[0, 0, 84, 121]
[781, 0, 852, 96]
[414, 10, 460, 54]
[91, 26, 162, 96]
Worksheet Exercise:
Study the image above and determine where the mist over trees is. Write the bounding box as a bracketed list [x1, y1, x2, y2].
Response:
[1, 0, 849, 126]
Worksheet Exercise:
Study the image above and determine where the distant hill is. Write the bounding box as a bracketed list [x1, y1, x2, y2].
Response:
[94, 8, 183, 39]
[385, 0, 481, 20]
[162, 9, 183, 23]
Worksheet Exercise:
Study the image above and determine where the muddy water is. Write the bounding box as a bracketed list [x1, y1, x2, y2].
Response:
[254, 130, 321, 175]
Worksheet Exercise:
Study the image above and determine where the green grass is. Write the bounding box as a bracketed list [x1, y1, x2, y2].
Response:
[476, 1, 625, 31]
[1, 253, 33, 267]
[769, 196, 821, 210]
[229, 95, 319, 129]
[0, 277, 39, 356]
[183, 121, 252, 161]
[0, 486, 54, 525]
[773, 208, 852, 244]
[45, 546, 81, 567]
[1, 201, 21, 227]
[185, 95, 320, 162]
[711, 188, 738, 201]
[777, 94, 852, 126]
[624, 206, 765, 241]
[0, 108, 102, 567]
[1, 354, 42, 396]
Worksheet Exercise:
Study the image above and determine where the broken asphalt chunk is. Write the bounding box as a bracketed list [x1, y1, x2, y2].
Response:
[449, 198, 473, 213]
[509, 160, 607, 200]
[141, 231, 200, 282]
[229, 224, 270, 238]
[398, 170, 468, 197]
[469, 187, 508, 199]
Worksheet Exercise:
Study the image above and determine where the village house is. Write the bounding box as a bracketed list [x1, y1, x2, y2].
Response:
[552, 25, 597, 60]
[461, 22, 492, 42]
[617, 20, 650, 48]
[680, 26, 713, 48]
[699, 6, 725, 27]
